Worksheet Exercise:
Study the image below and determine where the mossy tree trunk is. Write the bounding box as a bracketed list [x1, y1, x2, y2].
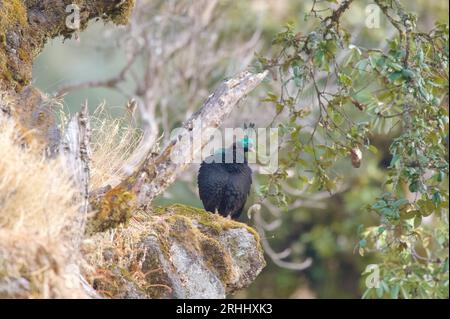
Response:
[0, 0, 135, 91]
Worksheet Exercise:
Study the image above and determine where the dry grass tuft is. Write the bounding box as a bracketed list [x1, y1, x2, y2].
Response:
[0, 121, 77, 232]
[81, 211, 153, 298]
[0, 102, 144, 298]
[89, 103, 143, 189]
[0, 118, 84, 298]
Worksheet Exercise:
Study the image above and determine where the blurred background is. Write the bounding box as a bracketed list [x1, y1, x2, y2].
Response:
[32, 0, 448, 298]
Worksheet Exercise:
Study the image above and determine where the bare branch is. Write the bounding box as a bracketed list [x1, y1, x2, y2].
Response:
[59, 102, 92, 247]
[254, 209, 313, 271]
[54, 50, 140, 97]
[58, 103, 100, 298]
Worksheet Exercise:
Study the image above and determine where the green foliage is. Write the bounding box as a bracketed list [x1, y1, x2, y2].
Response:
[258, 0, 448, 299]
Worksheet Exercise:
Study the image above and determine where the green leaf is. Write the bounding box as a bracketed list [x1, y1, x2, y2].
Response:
[390, 284, 400, 299]
[409, 181, 419, 193]
[442, 259, 449, 273]
[436, 171, 445, 182]
[432, 192, 442, 205]
[331, 110, 344, 125]
[368, 145, 378, 154]
[401, 287, 410, 299]
[314, 51, 325, 67]
[361, 288, 372, 299]
[381, 281, 389, 293]
[387, 61, 403, 71]
[262, 92, 278, 103]
[376, 286, 384, 298]
[401, 68, 415, 79]
[418, 85, 430, 101]
[338, 73, 352, 87]
[355, 59, 369, 74]
[276, 103, 285, 114]
[414, 216, 422, 228]
[388, 71, 403, 83]
[393, 198, 409, 208]
[389, 154, 400, 168]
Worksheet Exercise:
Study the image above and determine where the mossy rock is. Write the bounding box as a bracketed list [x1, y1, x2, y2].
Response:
[85, 204, 266, 299]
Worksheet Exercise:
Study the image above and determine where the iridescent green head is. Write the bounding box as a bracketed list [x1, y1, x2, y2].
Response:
[238, 136, 255, 152]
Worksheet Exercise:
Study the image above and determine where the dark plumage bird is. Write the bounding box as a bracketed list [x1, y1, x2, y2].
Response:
[197, 137, 254, 219]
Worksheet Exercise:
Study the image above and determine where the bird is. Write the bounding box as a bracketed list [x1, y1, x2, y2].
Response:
[197, 136, 254, 220]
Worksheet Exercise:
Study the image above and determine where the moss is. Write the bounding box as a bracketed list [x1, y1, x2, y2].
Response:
[0, 0, 136, 91]
[85, 203, 264, 298]
[17, 48, 29, 62]
[108, 0, 136, 25]
[200, 238, 231, 283]
[154, 213, 234, 284]
[0, 0, 28, 28]
[0, 0, 30, 90]
[141, 251, 173, 298]
[154, 204, 261, 242]
[87, 186, 136, 234]
[0, 33, 6, 46]
[151, 204, 262, 284]
[1, 66, 12, 82]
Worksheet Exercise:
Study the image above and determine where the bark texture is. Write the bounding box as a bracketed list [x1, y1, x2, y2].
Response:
[0, 0, 135, 91]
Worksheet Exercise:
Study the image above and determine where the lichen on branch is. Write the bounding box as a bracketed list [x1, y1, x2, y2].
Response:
[0, 0, 135, 91]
